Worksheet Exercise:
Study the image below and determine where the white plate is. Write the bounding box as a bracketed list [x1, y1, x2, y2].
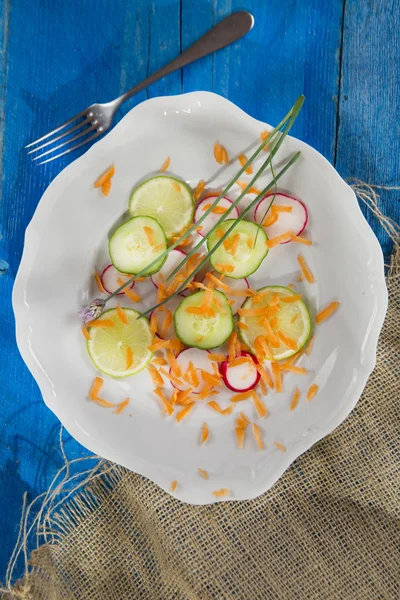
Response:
[13, 92, 387, 505]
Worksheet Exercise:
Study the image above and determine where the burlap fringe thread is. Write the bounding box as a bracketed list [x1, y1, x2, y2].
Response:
[1, 181, 399, 600]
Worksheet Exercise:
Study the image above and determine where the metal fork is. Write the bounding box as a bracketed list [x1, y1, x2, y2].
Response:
[26, 11, 253, 164]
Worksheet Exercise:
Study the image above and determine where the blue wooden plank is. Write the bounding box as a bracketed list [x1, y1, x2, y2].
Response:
[181, 0, 213, 92]
[212, 0, 344, 163]
[335, 0, 400, 258]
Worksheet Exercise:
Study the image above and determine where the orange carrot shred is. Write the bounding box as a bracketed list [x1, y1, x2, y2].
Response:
[153, 388, 174, 415]
[251, 390, 268, 418]
[307, 383, 319, 402]
[160, 156, 170, 172]
[201, 422, 209, 444]
[280, 294, 303, 303]
[94, 165, 115, 188]
[160, 309, 173, 338]
[89, 397, 115, 408]
[290, 314, 299, 324]
[236, 428, 245, 449]
[159, 367, 182, 387]
[263, 213, 279, 227]
[297, 255, 315, 283]
[230, 391, 252, 403]
[89, 377, 104, 400]
[82, 325, 91, 340]
[259, 378, 267, 396]
[221, 146, 228, 165]
[144, 226, 155, 246]
[236, 180, 261, 194]
[260, 130, 269, 150]
[171, 181, 181, 192]
[152, 357, 167, 366]
[116, 303, 129, 325]
[228, 331, 238, 361]
[266, 230, 294, 248]
[198, 468, 209, 480]
[271, 362, 283, 393]
[201, 371, 222, 386]
[208, 353, 226, 362]
[240, 412, 250, 425]
[166, 349, 181, 378]
[148, 365, 164, 387]
[274, 441, 286, 452]
[176, 402, 195, 422]
[87, 319, 114, 328]
[215, 263, 235, 274]
[213, 142, 223, 164]
[236, 321, 248, 330]
[298, 272, 303, 282]
[194, 179, 206, 200]
[290, 387, 301, 411]
[256, 363, 274, 389]
[150, 312, 158, 335]
[238, 153, 253, 174]
[305, 336, 314, 356]
[277, 330, 298, 351]
[252, 423, 264, 449]
[271, 205, 293, 214]
[290, 233, 312, 245]
[188, 361, 199, 388]
[207, 400, 223, 414]
[125, 346, 134, 370]
[221, 406, 233, 415]
[117, 278, 141, 302]
[95, 271, 106, 294]
[316, 301, 340, 324]
[171, 480, 178, 492]
[114, 398, 130, 414]
[101, 179, 112, 196]
[212, 488, 229, 498]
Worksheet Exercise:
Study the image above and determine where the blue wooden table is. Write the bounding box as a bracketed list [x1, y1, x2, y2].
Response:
[0, 0, 399, 582]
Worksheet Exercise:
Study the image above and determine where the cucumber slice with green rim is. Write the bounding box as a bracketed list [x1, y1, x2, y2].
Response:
[129, 176, 194, 239]
[174, 290, 234, 349]
[238, 285, 311, 361]
[207, 219, 269, 279]
[109, 215, 167, 276]
[87, 307, 153, 377]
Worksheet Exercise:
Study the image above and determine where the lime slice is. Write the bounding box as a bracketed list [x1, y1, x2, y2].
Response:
[239, 286, 311, 360]
[129, 176, 194, 239]
[87, 308, 153, 377]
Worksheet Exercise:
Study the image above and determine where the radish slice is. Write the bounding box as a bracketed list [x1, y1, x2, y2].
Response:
[254, 193, 308, 242]
[220, 351, 260, 392]
[173, 348, 215, 394]
[151, 249, 187, 289]
[194, 195, 239, 237]
[150, 296, 182, 340]
[202, 271, 249, 315]
[101, 264, 134, 295]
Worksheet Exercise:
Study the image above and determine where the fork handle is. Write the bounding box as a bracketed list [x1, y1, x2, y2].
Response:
[114, 11, 254, 108]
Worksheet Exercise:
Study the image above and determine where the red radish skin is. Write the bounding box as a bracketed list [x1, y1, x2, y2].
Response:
[101, 264, 134, 295]
[220, 351, 260, 392]
[254, 193, 308, 243]
[201, 271, 249, 315]
[171, 348, 214, 394]
[194, 195, 239, 237]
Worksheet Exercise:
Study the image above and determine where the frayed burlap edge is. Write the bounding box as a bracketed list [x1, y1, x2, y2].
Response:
[1, 181, 399, 600]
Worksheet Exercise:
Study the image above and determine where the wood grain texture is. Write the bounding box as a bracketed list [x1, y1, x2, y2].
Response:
[335, 0, 400, 256]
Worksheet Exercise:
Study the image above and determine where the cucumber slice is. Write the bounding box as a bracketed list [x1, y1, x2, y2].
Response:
[174, 290, 234, 349]
[109, 216, 167, 276]
[207, 219, 268, 279]
[129, 176, 194, 239]
[239, 285, 311, 361]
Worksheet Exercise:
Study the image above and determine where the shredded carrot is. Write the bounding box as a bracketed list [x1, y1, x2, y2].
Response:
[187, 361, 199, 388]
[236, 416, 248, 430]
[204, 272, 230, 293]
[272, 205, 293, 214]
[95, 271, 106, 294]
[238, 307, 266, 317]
[236, 180, 261, 194]
[229, 356, 251, 368]
[176, 402, 195, 422]
[271, 362, 282, 392]
[256, 364, 274, 389]
[297, 272, 303, 282]
[116, 303, 129, 325]
[176, 388, 193, 405]
[274, 441, 286, 452]
[89, 377, 104, 400]
[151, 357, 167, 366]
[143, 226, 155, 246]
[316, 301, 340, 325]
[236, 321, 248, 331]
[263, 213, 279, 227]
[266, 230, 294, 248]
[236, 428, 245, 449]
[101, 179, 112, 196]
[214, 229, 225, 240]
[202, 203, 212, 212]
[149, 338, 182, 352]
[270, 317, 278, 329]
[153, 388, 174, 415]
[149, 312, 158, 335]
[208, 353, 226, 362]
[207, 400, 223, 413]
[87, 319, 114, 328]
[290, 387, 301, 411]
[230, 391, 252, 403]
[159, 367, 182, 387]
[212, 205, 229, 215]
[170, 389, 178, 405]
[238, 153, 253, 174]
[222, 405, 233, 415]
[227, 233, 240, 256]
[228, 331, 238, 361]
[148, 365, 164, 387]
[251, 390, 267, 418]
[125, 346, 134, 370]
[259, 378, 267, 396]
[117, 278, 141, 302]
[159, 309, 172, 338]
[305, 336, 314, 356]
[290, 233, 312, 245]
[247, 237, 255, 249]
[297, 255, 315, 284]
[252, 423, 264, 449]
[201, 371, 222, 386]
[240, 412, 250, 425]
[307, 383, 319, 402]
[94, 165, 115, 188]
[221, 146, 228, 165]
[166, 349, 181, 378]
[194, 180, 206, 201]
[160, 156, 170, 172]
[280, 294, 303, 303]
[290, 314, 299, 324]
[171, 181, 181, 192]
[212, 488, 229, 498]
[260, 130, 269, 150]
[171, 480, 178, 492]
[114, 398, 130, 414]
[82, 325, 91, 340]
[198, 468, 209, 480]
[89, 396, 115, 408]
[213, 142, 223, 164]
[201, 422, 209, 444]
[196, 386, 219, 400]
[262, 320, 280, 348]
[185, 305, 215, 317]
[277, 330, 298, 351]
[215, 263, 235, 275]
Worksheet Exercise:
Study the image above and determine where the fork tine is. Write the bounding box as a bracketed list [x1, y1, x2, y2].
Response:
[32, 125, 98, 161]
[36, 131, 103, 165]
[25, 108, 89, 149]
[27, 119, 93, 154]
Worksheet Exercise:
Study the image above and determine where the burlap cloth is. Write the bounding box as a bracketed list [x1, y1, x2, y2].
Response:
[2, 183, 399, 600]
